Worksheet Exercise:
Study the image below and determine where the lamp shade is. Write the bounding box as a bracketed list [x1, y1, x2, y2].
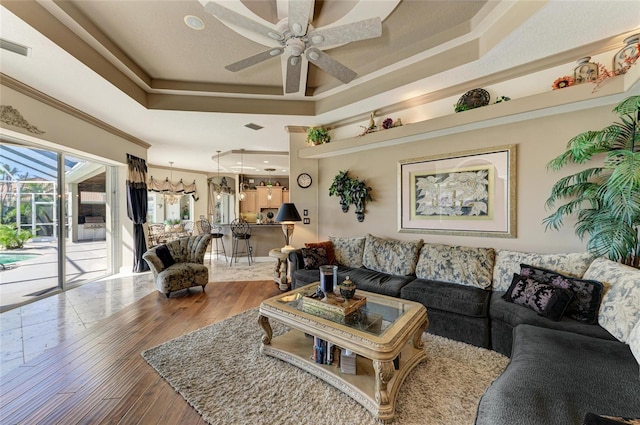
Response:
[275, 203, 302, 222]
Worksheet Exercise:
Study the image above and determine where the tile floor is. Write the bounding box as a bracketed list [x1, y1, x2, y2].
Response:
[0, 258, 274, 378]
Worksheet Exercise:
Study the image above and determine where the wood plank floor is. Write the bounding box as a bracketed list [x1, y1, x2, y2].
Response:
[0, 280, 282, 424]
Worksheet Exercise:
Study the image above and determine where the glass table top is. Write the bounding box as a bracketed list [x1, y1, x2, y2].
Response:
[275, 285, 415, 337]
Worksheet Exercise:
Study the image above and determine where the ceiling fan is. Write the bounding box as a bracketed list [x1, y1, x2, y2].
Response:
[200, 0, 382, 94]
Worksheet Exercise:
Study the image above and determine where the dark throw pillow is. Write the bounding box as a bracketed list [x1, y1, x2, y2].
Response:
[583, 413, 640, 425]
[520, 263, 604, 323]
[301, 247, 328, 270]
[304, 241, 336, 265]
[156, 245, 175, 268]
[503, 273, 574, 321]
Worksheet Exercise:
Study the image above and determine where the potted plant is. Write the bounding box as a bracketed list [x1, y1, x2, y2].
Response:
[256, 212, 263, 224]
[306, 127, 331, 145]
[544, 95, 639, 268]
[329, 170, 353, 212]
[349, 179, 373, 222]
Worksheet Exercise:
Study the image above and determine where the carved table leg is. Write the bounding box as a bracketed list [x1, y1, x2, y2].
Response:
[413, 316, 429, 349]
[373, 360, 395, 405]
[278, 259, 289, 291]
[258, 315, 272, 345]
[273, 259, 281, 283]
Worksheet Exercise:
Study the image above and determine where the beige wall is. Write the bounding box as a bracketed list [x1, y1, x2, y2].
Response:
[304, 103, 620, 254]
[288, 130, 319, 247]
[1, 84, 148, 271]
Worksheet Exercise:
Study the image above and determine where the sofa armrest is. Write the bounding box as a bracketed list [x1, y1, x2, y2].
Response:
[288, 249, 304, 273]
[142, 250, 165, 277]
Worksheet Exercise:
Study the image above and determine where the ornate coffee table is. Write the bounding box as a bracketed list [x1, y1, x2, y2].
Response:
[258, 283, 429, 421]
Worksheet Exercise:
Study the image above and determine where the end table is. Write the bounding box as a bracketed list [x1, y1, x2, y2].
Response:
[268, 248, 290, 291]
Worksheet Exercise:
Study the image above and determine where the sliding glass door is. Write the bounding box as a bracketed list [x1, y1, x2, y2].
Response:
[0, 143, 116, 311]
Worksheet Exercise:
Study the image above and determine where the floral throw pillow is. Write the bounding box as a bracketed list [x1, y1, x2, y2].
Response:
[583, 257, 640, 343]
[362, 234, 423, 276]
[503, 274, 574, 321]
[329, 236, 365, 268]
[304, 241, 336, 265]
[520, 264, 604, 324]
[493, 249, 594, 291]
[301, 247, 328, 270]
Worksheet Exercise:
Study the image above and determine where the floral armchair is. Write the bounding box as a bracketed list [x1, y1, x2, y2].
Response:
[142, 234, 212, 297]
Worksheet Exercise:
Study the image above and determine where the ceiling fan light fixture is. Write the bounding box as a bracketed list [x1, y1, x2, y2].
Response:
[286, 38, 305, 57]
[184, 15, 205, 30]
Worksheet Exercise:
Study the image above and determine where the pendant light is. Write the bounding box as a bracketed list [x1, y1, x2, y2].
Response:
[265, 168, 276, 200]
[238, 149, 246, 201]
[216, 150, 222, 200]
[165, 161, 181, 205]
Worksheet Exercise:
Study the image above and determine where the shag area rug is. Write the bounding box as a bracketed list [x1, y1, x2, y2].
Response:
[142, 309, 508, 425]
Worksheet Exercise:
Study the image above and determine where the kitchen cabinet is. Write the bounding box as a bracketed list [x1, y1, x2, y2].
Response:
[282, 190, 289, 203]
[257, 186, 283, 209]
[240, 190, 257, 213]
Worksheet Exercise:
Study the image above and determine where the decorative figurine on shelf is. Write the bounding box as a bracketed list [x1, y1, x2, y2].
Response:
[256, 212, 263, 224]
[340, 276, 356, 300]
[266, 211, 274, 223]
[359, 111, 377, 136]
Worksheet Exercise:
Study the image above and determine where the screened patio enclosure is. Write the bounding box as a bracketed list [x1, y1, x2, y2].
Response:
[0, 143, 117, 311]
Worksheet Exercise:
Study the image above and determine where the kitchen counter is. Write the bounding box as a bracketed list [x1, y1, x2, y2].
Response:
[219, 223, 284, 257]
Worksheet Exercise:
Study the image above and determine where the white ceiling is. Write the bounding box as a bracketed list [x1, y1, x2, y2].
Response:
[1, 1, 639, 175]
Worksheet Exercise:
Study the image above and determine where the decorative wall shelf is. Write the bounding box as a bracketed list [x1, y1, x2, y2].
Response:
[298, 68, 640, 159]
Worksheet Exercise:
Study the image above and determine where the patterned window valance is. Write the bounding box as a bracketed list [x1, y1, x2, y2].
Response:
[148, 176, 199, 200]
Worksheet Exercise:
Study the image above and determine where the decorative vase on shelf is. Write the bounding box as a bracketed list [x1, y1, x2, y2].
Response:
[574, 57, 598, 84]
[339, 276, 356, 300]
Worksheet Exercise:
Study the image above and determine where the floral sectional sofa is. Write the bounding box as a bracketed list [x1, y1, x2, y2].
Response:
[288, 234, 640, 425]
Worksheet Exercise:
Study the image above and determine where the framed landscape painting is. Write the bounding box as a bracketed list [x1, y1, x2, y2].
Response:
[398, 145, 516, 238]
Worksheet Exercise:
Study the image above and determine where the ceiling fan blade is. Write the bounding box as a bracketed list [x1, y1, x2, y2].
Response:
[285, 56, 302, 93]
[202, 1, 284, 41]
[226, 48, 284, 72]
[305, 47, 357, 84]
[308, 17, 382, 48]
[288, 0, 313, 36]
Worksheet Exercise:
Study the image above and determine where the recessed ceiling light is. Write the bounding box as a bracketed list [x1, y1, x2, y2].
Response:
[263, 161, 269, 163]
[281, 169, 287, 172]
[184, 15, 205, 30]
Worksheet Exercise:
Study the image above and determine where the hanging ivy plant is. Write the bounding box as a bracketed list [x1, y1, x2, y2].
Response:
[329, 170, 352, 212]
[329, 170, 373, 221]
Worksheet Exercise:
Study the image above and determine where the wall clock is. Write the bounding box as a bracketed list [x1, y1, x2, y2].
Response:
[297, 173, 312, 188]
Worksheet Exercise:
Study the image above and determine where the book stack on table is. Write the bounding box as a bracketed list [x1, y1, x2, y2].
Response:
[313, 337, 337, 365]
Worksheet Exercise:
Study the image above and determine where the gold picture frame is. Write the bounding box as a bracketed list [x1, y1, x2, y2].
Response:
[398, 145, 516, 238]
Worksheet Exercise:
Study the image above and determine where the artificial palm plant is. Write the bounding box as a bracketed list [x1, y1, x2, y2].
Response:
[544, 95, 640, 268]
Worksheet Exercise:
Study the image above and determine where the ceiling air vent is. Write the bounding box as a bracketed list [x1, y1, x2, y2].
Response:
[0, 39, 31, 57]
[244, 123, 264, 131]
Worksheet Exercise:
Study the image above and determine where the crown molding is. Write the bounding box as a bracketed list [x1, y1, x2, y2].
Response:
[1, 73, 151, 148]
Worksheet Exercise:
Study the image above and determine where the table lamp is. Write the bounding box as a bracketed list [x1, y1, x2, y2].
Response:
[275, 203, 302, 253]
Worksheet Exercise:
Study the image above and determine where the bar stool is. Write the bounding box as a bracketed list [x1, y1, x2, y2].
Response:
[210, 224, 227, 262]
[197, 219, 227, 264]
[230, 219, 252, 266]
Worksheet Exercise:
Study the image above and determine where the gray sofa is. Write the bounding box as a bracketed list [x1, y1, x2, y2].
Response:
[289, 234, 640, 424]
